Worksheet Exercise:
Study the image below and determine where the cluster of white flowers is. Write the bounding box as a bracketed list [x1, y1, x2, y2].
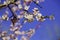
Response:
[0, 0, 55, 40]
[22, 7, 48, 23]
[20, 29, 35, 40]
[0, 31, 17, 40]
[0, 26, 36, 40]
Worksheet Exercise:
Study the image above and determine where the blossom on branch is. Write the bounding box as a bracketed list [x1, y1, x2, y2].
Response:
[0, 0, 55, 40]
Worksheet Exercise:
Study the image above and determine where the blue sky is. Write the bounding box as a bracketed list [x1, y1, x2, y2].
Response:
[0, 0, 60, 40]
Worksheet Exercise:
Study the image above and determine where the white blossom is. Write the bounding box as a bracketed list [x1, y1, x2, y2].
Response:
[24, 14, 34, 22]
[36, 13, 46, 21]
[20, 36, 28, 40]
[10, 27, 18, 31]
[18, 4, 22, 10]
[36, 1, 39, 4]
[33, 8, 39, 15]
[26, 29, 35, 37]
[4, 1, 7, 5]
[36, 13, 42, 21]
[25, 14, 33, 20]
[24, 5, 30, 10]
[14, 30, 22, 35]
[49, 15, 55, 20]
[12, 6, 18, 12]
[33, 8, 39, 12]
[1, 11, 9, 21]
[2, 15, 7, 20]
